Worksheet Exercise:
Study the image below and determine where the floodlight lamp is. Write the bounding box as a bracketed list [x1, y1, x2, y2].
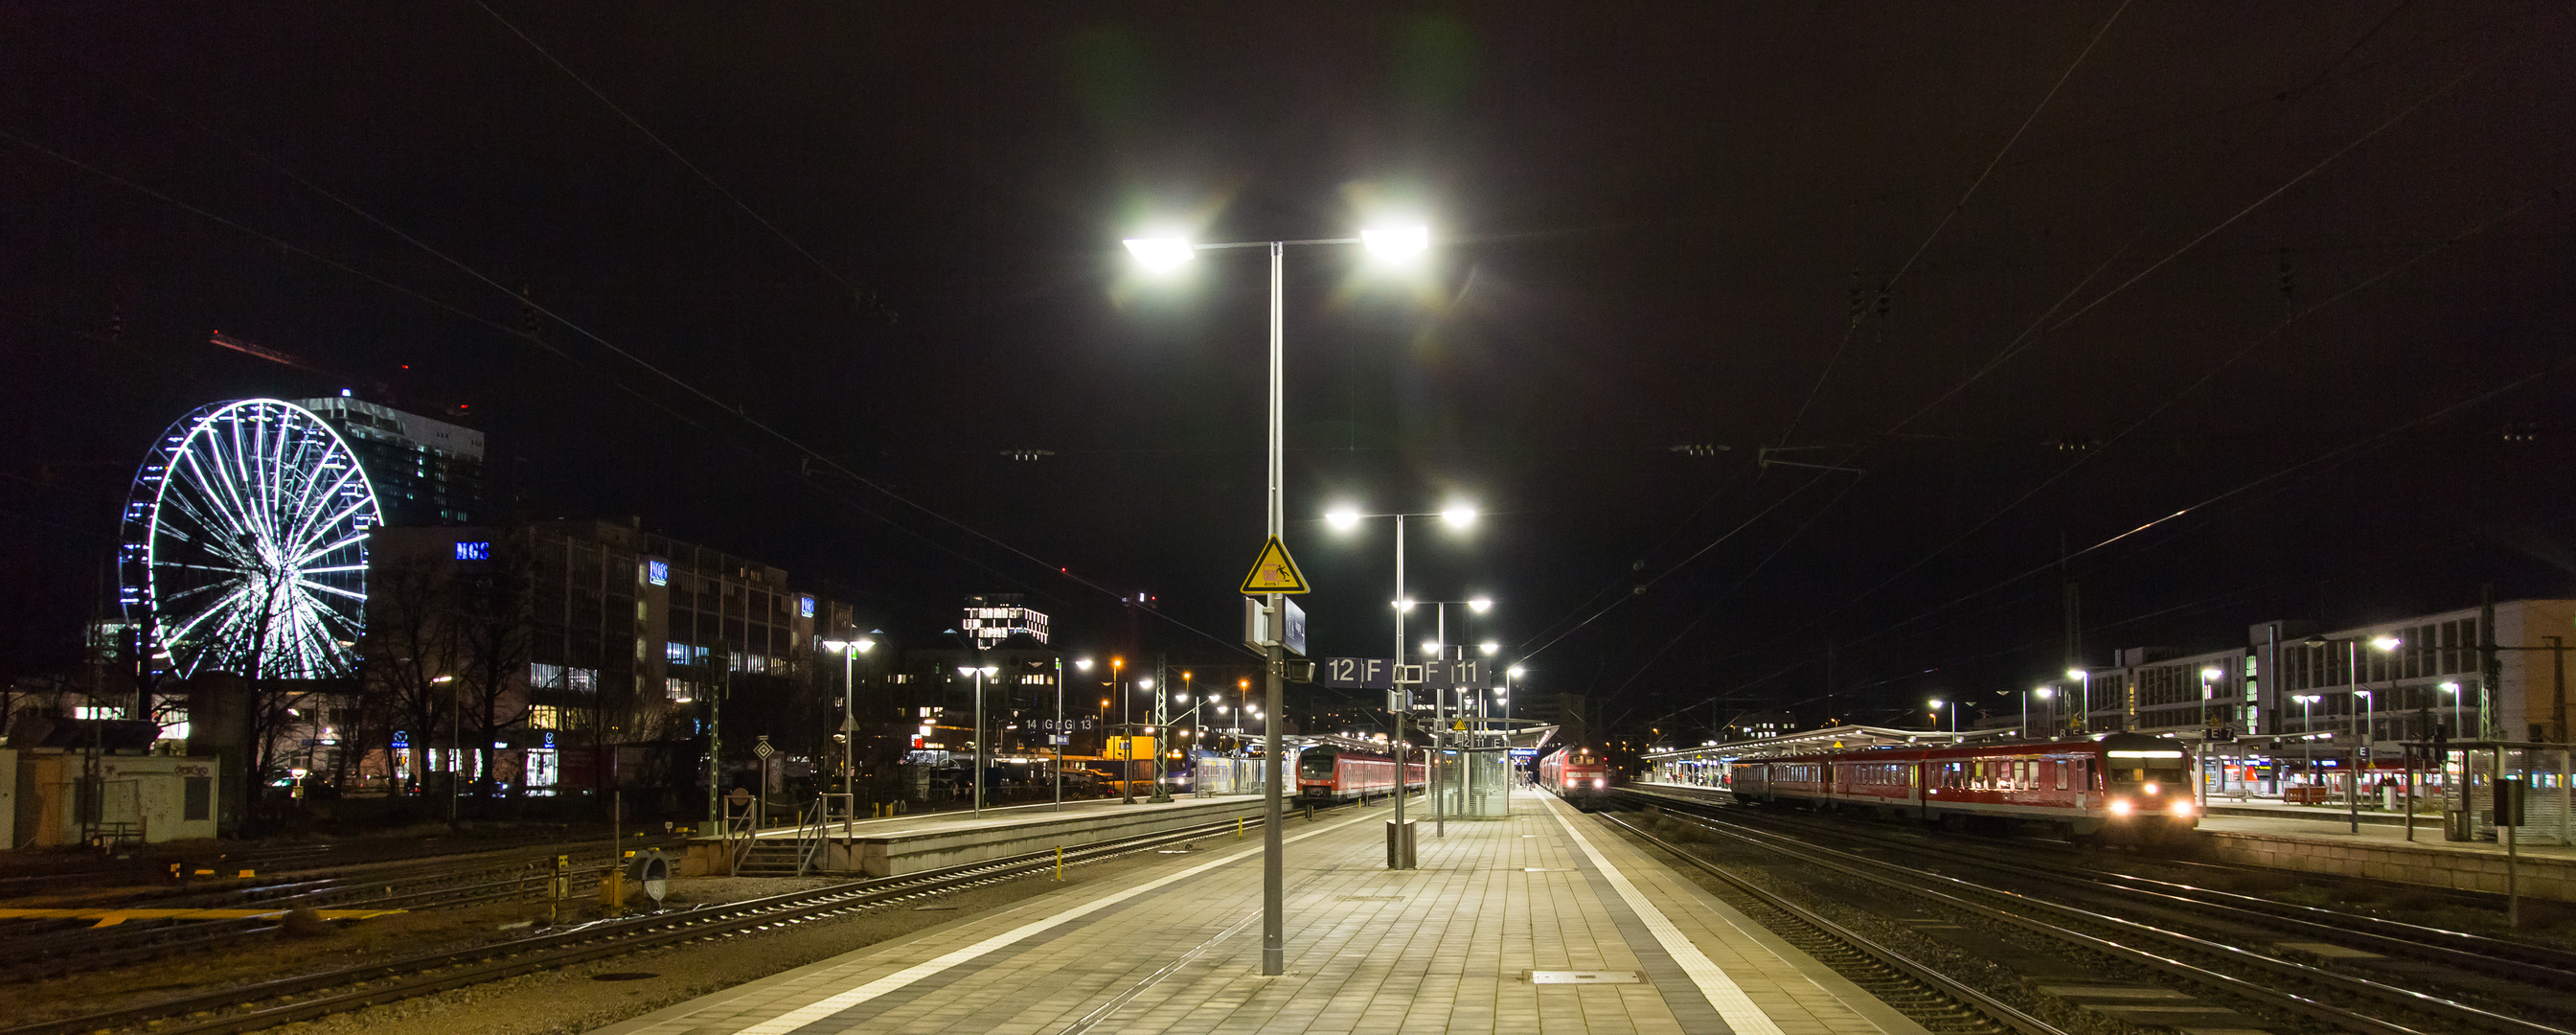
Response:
[1441, 505, 1476, 526]
[856, 637, 876, 653]
[1326, 507, 1361, 529]
[1508, 665, 1525, 678]
[1480, 641, 1498, 656]
[1929, 699, 1945, 708]
[2066, 668, 2086, 680]
[957, 666, 976, 678]
[2372, 635, 2402, 652]
[2033, 686, 2052, 698]
[1394, 598, 1416, 612]
[1422, 640, 1441, 656]
[1469, 597, 1493, 612]
[1075, 657, 1094, 671]
[1123, 237, 1195, 271]
[980, 665, 997, 677]
[1139, 678, 1154, 689]
[2440, 681, 2459, 693]
[1360, 224, 1429, 257]
[2200, 667, 2222, 680]
[821, 639, 848, 651]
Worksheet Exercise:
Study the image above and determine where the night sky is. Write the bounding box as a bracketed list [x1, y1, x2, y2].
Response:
[6, 3, 2572, 742]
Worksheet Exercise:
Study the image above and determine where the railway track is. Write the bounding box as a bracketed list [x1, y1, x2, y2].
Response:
[0, 811, 1291, 1035]
[0, 839, 679, 983]
[1594, 812, 2070, 1035]
[1610, 800, 2572, 1035]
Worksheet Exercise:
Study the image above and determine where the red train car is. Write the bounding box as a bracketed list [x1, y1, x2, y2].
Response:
[1730, 732, 2198, 843]
[1295, 747, 1426, 802]
[1540, 748, 1613, 809]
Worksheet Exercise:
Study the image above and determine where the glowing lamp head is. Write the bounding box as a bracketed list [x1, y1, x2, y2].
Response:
[1361, 224, 1429, 257]
[1326, 507, 1362, 529]
[2067, 668, 2086, 681]
[2372, 634, 2402, 652]
[1123, 237, 1195, 271]
[1441, 505, 1477, 527]
[1480, 641, 1498, 656]
[1422, 640, 1441, 656]
[1469, 597, 1493, 612]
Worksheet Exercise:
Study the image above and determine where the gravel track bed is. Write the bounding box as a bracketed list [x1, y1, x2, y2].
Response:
[1607, 809, 2340, 1035]
[0, 848, 1181, 1035]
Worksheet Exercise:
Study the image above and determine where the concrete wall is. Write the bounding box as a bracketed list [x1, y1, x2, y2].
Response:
[2202, 830, 2574, 903]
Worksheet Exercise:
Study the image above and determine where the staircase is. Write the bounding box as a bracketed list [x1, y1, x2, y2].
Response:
[732, 836, 808, 876]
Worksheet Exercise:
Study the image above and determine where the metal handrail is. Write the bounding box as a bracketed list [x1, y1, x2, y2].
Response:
[793, 794, 855, 876]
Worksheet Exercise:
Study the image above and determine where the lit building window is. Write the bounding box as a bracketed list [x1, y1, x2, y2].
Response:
[529, 704, 560, 729]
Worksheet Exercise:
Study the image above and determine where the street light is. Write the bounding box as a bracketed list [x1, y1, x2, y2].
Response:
[1414, 594, 1495, 839]
[1065, 657, 1093, 810]
[1929, 699, 1954, 734]
[2306, 632, 2400, 832]
[820, 637, 877, 817]
[2066, 668, 2092, 735]
[2293, 694, 2322, 794]
[1132, 224, 1433, 977]
[2199, 665, 2222, 807]
[2032, 685, 2053, 738]
[958, 664, 998, 818]
[1326, 503, 1476, 866]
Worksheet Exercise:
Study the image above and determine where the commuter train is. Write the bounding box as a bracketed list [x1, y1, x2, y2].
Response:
[1539, 748, 1614, 809]
[1295, 747, 1427, 801]
[1727, 732, 2199, 843]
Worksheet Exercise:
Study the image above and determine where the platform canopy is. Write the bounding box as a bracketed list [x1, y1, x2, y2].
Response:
[1644, 724, 2014, 764]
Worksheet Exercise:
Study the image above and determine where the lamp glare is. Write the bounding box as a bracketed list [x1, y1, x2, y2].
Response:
[1361, 225, 1429, 256]
[1123, 237, 1195, 271]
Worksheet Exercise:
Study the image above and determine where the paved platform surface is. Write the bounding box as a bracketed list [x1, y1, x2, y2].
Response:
[719, 795, 1258, 841]
[2197, 799, 2574, 858]
[598, 792, 1929, 1035]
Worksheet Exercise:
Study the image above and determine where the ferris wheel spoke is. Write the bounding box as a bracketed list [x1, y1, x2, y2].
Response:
[292, 527, 373, 568]
[293, 578, 368, 603]
[173, 450, 260, 547]
[286, 492, 372, 561]
[279, 462, 358, 551]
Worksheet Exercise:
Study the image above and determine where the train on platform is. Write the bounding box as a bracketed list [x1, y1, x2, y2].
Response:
[1295, 747, 1427, 802]
[1725, 731, 2200, 844]
[1539, 748, 1614, 810]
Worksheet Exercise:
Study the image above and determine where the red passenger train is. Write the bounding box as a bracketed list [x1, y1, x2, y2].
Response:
[1728, 732, 2199, 843]
[1295, 747, 1426, 802]
[1539, 748, 1613, 809]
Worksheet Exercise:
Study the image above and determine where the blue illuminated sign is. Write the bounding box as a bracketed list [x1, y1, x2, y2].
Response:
[647, 559, 670, 586]
[454, 540, 490, 561]
[798, 595, 815, 618]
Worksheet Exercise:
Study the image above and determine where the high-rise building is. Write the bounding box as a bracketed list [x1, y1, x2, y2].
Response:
[291, 395, 487, 526]
[960, 593, 1049, 647]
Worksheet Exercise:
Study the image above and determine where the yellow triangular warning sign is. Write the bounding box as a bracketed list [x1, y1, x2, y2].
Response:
[1239, 536, 1311, 594]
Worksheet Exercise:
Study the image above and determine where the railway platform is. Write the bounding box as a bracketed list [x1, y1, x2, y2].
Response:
[691, 795, 1271, 877]
[604, 791, 1929, 1035]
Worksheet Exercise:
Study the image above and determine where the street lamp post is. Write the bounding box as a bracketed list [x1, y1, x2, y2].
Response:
[2034, 685, 2054, 738]
[1065, 658, 1093, 811]
[1112, 657, 1131, 805]
[1930, 699, 1953, 734]
[2067, 668, 2092, 735]
[2294, 694, 2321, 794]
[2200, 665, 2222, 808]
[1128, 220, 1429, 976]
[821, 637, 876, 820]
[1328, 505, 1475, 864]
[2308, 633, 2399, 833]
[959, 664, 996, 818]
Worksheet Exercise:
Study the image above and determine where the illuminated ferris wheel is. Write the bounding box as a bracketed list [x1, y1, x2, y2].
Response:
[119, 399, 381, 680]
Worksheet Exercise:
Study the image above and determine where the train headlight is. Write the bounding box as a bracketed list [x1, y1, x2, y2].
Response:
[2143, 782, 2160, 794]
[2109, 797, 2133, 816]
[2171, 798, 2194, 816]
[1593, 779, 1607, 789]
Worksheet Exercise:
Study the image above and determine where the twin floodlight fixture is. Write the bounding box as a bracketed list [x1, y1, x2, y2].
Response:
[1122, 224, 1431, 272]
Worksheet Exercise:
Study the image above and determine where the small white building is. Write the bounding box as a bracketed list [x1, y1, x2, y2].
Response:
[11, 751, 220, 848]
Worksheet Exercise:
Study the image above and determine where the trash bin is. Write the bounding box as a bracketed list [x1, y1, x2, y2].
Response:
[1386, 819, 1417, 869]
